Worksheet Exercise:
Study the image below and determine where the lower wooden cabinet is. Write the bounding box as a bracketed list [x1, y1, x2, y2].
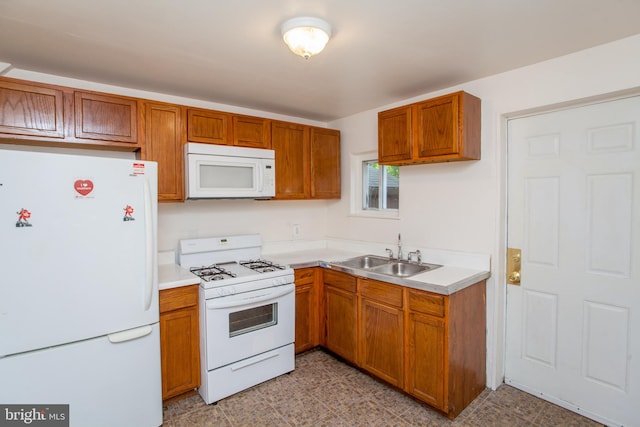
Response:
[159, 285, 200, 400]
[309, 266, 486, 419]
[323, 269, 358, 364]
[294, 268, 319, 354]
[405, 282, 486, 417]
[359, 278, 404, 388]
[406, 310, 446, 409]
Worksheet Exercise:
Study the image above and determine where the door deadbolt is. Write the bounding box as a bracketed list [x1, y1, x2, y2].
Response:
[507, 247, 521, 285]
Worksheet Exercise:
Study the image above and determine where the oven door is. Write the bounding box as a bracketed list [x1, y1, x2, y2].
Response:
[203, 284, 295, 370]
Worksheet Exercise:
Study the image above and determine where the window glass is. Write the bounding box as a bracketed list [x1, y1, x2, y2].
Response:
[362, 160, 399, 211]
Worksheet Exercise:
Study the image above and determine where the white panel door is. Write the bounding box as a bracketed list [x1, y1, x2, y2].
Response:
[506, 96, 640, 426]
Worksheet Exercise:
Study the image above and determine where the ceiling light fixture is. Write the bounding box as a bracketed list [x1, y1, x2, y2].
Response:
[281, 17, 332, 60]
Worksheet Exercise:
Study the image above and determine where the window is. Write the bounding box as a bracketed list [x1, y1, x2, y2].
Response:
[363, 160, 399, 210]
[350, 151, 400, 218]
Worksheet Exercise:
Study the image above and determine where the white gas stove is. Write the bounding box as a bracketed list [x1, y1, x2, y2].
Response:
[178, 234, 295, 404]
[179, 234, 294, 297]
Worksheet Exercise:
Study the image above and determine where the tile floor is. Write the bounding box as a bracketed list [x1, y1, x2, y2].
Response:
[162, 349, 603, 427]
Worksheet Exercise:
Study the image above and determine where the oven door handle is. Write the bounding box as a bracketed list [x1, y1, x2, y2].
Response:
[206, 285, 294, 310]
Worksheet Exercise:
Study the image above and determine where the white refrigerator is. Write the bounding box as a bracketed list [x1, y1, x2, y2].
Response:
[0, 149, 162, 427]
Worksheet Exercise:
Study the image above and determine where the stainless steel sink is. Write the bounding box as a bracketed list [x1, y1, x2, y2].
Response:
[332, 255, 441, 278]
[334, 255, 389, 269]
[370, 261, 431, 277]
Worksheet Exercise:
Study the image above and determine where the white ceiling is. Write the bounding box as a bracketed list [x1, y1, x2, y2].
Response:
[1, 0, 640, 122]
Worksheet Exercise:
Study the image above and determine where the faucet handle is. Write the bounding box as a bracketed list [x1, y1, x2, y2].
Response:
[385, 248, 394, 259]
[408, 250, 422, 263]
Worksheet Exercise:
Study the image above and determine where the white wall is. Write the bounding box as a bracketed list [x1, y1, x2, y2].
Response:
[157, 199, 333, 252]
[327, 34, 640, 388]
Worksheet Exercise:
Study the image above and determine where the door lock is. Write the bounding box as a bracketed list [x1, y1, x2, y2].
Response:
[507, 247, 521, 285]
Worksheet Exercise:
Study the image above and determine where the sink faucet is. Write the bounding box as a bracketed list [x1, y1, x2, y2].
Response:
[397, 233, 402, 261]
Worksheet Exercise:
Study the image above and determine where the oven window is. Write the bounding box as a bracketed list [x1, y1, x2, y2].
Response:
[229, 303, 278, 337]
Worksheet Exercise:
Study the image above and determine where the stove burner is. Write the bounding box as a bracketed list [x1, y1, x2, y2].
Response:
[239, 259, 286, 274]
[190, 264, 237, 282]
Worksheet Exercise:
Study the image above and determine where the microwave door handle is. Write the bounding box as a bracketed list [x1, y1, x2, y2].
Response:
[206, 286, 294, 310]
[257, 163, 264, 192]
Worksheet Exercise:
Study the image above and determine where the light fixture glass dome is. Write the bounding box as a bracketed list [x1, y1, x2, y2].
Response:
[281, 17, 332, 59]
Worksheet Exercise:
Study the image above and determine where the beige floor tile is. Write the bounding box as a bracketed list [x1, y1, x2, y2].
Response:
[164, 349, 604, 427]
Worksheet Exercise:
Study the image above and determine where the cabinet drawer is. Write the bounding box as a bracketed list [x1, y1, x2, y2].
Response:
[323, 269, 357, 293]
[294, 268, 316, 285]
[360, 278, 403, 308]
[160, 285, 198, 313]
[407, 289, 445, 317]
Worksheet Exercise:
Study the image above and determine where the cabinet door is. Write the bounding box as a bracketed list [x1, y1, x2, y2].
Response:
[160, 305, 200, 400]
[0, 79, 64, 139]
[414, 91, 481, 162]
[186, 108, 231, 144]
[74, 91, 138, 144]
[360, 297, 404, 387]
[406, 312, 446, 411]
[294, 268, 318, 354]
[414, 94, 459, 157]
[159, 285, 200, 400]
[324, 285, 357, 364]
[142, 102, 183, 202]
[378, 105, 412, 164]
[272, 121, 309, 199]
[310, 127, 341, 199]
[233, 115, 271, 148]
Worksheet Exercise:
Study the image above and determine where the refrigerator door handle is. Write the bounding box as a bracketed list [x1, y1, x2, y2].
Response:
[143, 177, 154, 311]
[108, 325, 152, 343]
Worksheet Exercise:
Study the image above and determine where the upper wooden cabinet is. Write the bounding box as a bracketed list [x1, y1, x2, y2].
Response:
[0, 77, 140, 150]
[140, 101, 184, 202]
[186, 108, 231, 145]
[272, 122, 341, 200]
[378, 105, 412, 164]
[272, 121, 310, 199]
[73, 91, 138, 144]
[310, 127, 341, 199]
[0, 78, 64, 139]
[233, 115, 271, 149]
[378, 91, 481, 165]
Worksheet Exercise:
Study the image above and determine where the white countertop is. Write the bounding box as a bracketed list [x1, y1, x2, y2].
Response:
[266, 248, 491, 295]
[157, 242, 491, 295]
[158, 263, 199, 291]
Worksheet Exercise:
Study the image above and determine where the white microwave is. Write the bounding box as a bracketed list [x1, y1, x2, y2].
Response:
[184, 143, 276, 199]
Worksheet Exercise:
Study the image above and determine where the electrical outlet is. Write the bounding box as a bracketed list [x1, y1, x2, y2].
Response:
[292, 224, 301, 238]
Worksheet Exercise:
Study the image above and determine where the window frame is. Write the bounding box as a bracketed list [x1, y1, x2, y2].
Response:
[350, 151, 400, 219]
